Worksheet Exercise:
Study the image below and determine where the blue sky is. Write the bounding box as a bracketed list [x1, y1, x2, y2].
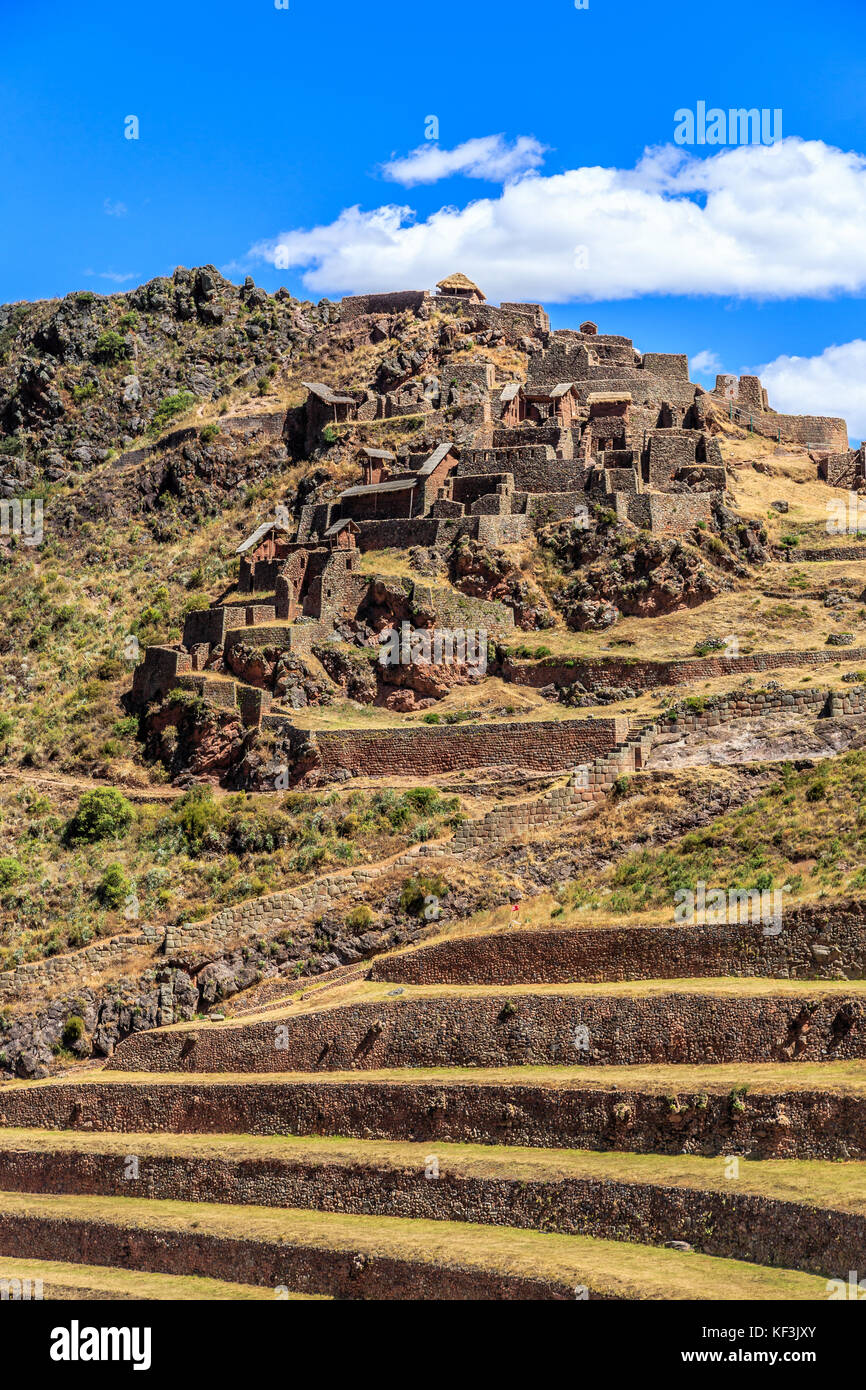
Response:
[3, 0, 866, 433]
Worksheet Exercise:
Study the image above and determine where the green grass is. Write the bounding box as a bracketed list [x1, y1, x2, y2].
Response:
[0, 782, 462, 970]
[561, 747, 866, 915]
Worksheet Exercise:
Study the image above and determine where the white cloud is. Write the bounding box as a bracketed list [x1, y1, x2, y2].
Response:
[380, 135, 547, 186]
[84, 269, 138, 284]
[103, 198, 128, 217]
[690, 350, 723, 377]
[251, 137, 866, 304]
[761, 339, 866, 441]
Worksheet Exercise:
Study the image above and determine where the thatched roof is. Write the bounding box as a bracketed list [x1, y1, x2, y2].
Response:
[436, 272, 485, 297]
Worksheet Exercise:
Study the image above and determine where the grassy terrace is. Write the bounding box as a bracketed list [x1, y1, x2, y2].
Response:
[4, 1128, 866, 1213]
[0, 1190, 829, 1299]
[498, 558, 866, 665]
[178, 975, 866, 1031]
[14, 1060, 866, 1093]
[0, 1256, 308, 1300]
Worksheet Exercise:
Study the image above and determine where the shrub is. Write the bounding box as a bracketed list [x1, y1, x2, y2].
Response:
[61, 1016, 86, 1049]
[0, 713, 13, 741]
[0, 858, 22, 891]
[96, 863, 130, 909]
[399, 873, 447, 916]
[66, 789, 133, 844]
[345, 904, 374, 931]
[93, 329, 130, 364]
[95, 657, 125, 681]
[150, 391, 195, 435]
[174, 787, 223, 849]
[404, 786, 439, 812]
[181, 592, 211, 615]
[200, 424, 220, 444]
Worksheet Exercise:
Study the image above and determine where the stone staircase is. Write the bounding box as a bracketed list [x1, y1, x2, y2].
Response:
[1, 903, 865, 1298]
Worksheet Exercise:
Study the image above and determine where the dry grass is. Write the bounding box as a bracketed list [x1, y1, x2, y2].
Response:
[0, 1190, 828, 1298]
[198, 974, 866, 1031]
[4, 1128, 865, 1213]
[17, 1059, 866, 1092]
[0, 1256, 307, 1299]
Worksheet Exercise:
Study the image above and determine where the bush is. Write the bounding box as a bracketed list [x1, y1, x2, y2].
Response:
[65, 788, 133, 844]
[345, 904, 374, 931]
[181, 592, 211, 615]
[404, 786, 439, 812]
[93, 329, 130, 364]
[0, 712, 13, 741]
[0, 858, 22, 891]
[150, 391, 195, 435]
[174, 787, 223, 849]
[96, 863, 130, 909]
[200, 424, 220, 444]
[399, 873, 448, 917]
[61, 1016, 86, 1049]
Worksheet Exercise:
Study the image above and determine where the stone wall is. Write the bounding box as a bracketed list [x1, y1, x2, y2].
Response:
[2, 1074, 861, 1159]
[354, 517, 480, 550]
[0, 1142, 857, 1281]
[371, 902, 866, 986]
[216, 411, 286, 440]
[501, 647, 866, 693]
[262, 715, 627, 781]
[106, 988, 866, 1072]
[641, 353, 690, 380]
[131, 646, 191, 705]
[789, 545, 866, 562]
[340, 290, 430, 321]
[458, 449, 583, 494]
